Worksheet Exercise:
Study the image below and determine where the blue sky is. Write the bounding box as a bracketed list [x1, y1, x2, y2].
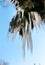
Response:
[0, 1, 45, 65]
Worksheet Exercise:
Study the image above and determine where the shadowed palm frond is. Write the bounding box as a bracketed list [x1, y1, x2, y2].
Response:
[9, 9, 33, 54]
[8, 0, 45, 55]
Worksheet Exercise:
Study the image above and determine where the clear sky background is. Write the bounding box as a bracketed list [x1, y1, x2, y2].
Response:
[0, 1, 45, 65]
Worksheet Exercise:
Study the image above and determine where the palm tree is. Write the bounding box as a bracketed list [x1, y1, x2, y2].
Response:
[8, 0, 45, 55]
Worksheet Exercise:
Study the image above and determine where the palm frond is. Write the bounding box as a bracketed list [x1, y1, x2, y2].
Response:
[8, 0, 45, 55]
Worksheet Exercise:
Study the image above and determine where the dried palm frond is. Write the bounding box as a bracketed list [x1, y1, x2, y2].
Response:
[8, 0, 45, 55]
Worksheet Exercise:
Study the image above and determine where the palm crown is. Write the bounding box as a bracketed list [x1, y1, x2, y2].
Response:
[9, 0, 45, 55]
